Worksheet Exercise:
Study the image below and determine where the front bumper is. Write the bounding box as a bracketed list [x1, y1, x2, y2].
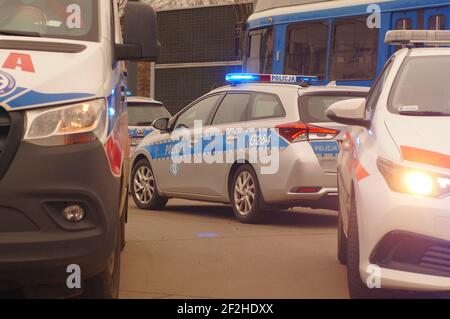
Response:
[0, 140, 120, 291]
[357, 173, 450, 292]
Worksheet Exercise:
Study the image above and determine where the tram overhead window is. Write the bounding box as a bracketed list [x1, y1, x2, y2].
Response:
[429, 15, 446, 30]
[245, 27, 274, 74]
[285, 22, 328, 79]
[396, 18, 413, 30]
[329, 17, 379, 81]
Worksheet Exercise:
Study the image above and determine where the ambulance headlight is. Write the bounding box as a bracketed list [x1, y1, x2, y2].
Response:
[24, 99, 107, 146]
[377, 157, 450, 198]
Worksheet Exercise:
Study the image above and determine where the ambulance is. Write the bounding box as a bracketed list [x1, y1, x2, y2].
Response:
[0, 0, 159, 298]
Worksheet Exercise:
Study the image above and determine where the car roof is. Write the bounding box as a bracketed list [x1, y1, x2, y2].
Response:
[127, 96, 164, 105]
[407, 47, 450, 57]
[211, 83, 370, 96]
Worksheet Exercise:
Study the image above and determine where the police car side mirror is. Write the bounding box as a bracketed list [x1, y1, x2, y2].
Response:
[326, 98, 371, 129]
[153, 118, 170, 131]
[116, 2, 161, 62]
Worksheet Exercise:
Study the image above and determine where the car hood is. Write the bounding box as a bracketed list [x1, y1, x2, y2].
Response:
[385, 114, 450, 171]
[0, 39, 107, 110]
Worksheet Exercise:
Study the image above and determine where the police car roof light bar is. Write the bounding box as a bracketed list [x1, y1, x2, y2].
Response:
[225, 73, 319, 86]
[385, 30, 450, 46]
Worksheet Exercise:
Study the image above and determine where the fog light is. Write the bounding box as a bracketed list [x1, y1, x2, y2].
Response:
[63, 205, 85, 222]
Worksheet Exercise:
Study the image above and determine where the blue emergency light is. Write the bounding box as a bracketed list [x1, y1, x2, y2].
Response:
[126, 90, 133, 97]
[225, 73, 319, 85]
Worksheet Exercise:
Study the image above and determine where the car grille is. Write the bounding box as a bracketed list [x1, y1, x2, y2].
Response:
[372, 231, 450, 278]
[420, 245, 450, 275]
[0, 107, 23, 179]
[0, 108, 11, 155]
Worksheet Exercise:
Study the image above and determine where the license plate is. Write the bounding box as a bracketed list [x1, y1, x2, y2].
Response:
[130, 138, 142, 147]
[310, 141, 340, 157]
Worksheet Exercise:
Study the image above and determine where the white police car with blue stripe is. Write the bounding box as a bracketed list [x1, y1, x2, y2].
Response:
[131, 73, 369, 223]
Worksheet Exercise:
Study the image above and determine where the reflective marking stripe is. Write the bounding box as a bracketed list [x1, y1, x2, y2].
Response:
[143, 129, 289, 161]
[355, 160, 369, 181]
[401, 146, 450, 170]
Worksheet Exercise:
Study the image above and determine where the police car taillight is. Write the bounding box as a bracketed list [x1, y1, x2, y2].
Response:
[276, 122, 340, 143]
[225, 73, 319, 85]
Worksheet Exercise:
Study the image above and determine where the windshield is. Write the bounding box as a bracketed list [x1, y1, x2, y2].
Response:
[389, 56, 450, 116]
[299, 94, 367, 123]
[0, 0, 99, 42]
[128, 103, 171, 126]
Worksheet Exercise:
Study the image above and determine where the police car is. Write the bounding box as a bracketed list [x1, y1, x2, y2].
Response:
[327, 30, 450, 298]
[131, 74, 368, 223]
[128, 96, 170, 151]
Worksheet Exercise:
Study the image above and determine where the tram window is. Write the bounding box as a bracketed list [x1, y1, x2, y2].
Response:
[396, 18, 413, 30]
[329, 17, 379, 81]
[285, 22, 328, 79]
[245, 27, 274, 74]
[429, 15, 446, 30]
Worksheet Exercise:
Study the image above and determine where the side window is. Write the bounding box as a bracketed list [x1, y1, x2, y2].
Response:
[245, 27, 274, 74]
[329, 17, 379, 81]
[212, 93, 251, 125]
[249, 94, 285, 120]
[285, 22, 329, 79]
[175, 95, 222, 129]
[365, 57, 395, 118]
[396, 18, 413, 30]
[428, 15, 446, 30]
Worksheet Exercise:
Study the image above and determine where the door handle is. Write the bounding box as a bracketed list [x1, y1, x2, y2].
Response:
[226, 135, 237, 143]
[190, 139, 199, 147]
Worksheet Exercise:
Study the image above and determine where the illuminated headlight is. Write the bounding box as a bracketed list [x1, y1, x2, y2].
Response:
[378, 157, 450, 198]
[24, 99, 107, 146]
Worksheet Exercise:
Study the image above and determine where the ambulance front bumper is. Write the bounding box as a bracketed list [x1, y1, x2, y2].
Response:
[0, 140, 120, 292]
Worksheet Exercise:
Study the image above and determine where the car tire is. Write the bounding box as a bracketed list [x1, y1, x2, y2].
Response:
[81, 220, 121, 299]
[131, 159, 168, 210]
[337, 211, 347, 265]
[347, 189, 386, 299]
[231, 165, 265, 224]
[120, 194, 127, 251]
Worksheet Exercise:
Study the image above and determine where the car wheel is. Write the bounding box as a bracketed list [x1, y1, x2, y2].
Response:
[231, 165, 265, 224]
[347, 189, 386, 299]
[81, 220, 121, 299]
[131, 159, 168, 210]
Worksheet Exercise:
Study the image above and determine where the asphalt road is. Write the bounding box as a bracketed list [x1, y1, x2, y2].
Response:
[120, 198, 349, 299]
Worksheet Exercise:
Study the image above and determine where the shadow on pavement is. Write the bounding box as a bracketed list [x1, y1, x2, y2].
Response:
[156, 202, 338, 229]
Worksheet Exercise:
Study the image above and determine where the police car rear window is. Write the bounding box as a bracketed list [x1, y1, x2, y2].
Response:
[299, 93, 367, 123]
[249, 93, 285, 120]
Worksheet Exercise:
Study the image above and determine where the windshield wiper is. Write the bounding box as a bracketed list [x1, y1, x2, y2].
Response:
[0, 30, 41, 38]
[399, 110, 450, 116]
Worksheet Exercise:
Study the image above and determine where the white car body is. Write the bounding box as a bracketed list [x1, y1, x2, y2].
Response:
[333, 39, 450, 294]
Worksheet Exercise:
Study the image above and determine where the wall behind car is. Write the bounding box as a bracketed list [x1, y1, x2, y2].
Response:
[150, 2, 253, 115]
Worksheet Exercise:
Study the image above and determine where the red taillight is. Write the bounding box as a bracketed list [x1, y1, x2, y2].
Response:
[276, 122, 340, 143]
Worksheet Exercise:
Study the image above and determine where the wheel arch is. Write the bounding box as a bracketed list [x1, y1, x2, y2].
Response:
[227, 160, 257, 202]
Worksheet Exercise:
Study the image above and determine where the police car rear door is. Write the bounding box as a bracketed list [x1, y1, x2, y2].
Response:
[206, 92, 253, 199]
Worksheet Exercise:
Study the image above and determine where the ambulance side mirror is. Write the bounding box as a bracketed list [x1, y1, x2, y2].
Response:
[153, 118, 170, 131]
[116, 2, 161, 62]
[326, 98, 371, 129]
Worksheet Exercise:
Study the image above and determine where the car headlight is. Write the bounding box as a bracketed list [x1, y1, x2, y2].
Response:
[377, 157, 450, 198]
[24, 99, 107, 146]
